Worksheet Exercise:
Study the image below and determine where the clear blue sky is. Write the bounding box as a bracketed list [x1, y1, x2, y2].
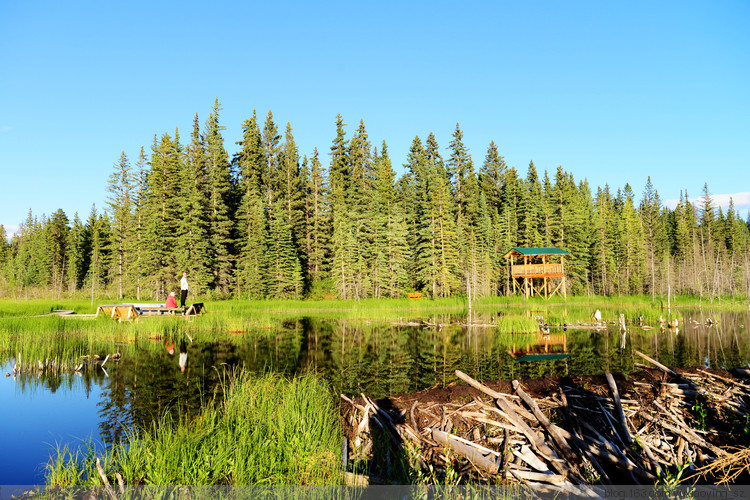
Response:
[1, 0, 748, 236]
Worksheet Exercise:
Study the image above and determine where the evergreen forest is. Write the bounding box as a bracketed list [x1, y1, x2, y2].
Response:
[2, 100, 749, 302]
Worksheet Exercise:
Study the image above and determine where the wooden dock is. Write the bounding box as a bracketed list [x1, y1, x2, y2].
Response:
[96, 303, 205, 322]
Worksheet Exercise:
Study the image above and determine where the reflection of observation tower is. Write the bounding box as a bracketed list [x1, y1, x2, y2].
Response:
[507, 332, 570, 362]
[503, 247, 570, 299]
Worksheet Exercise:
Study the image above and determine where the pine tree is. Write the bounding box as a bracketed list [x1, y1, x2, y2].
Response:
[262, 111, 281, 210]
[433, 171, 460, 297]
[591, 186, 618, 295]
[14, 210, 47, 289]
[328, 115, 354, 297]
[143, 132, 182, 298]
[497, 168, 522, 294]
[304, 148, 330, 285]
[178, 114, 213, 296]
[267, 201, 303, 298]
[401, 136, 426, 291]
[329, 114, 350, 202]
[86, 205, 111, 303]
[518, 162, 544, 247]
[66, 214, 86, 292]
[447, 128, 481, 299]
[371, 142, 409, 297]
[279, 122, 305, 268]
[347, 119, 375, 298]
[475, 191, 497, 296]
[447, 123, 470, 216]
[0, 225, 9, 270]
[479, 141, 506, 214]
[620, 186, 646, 294]
[639, 177, 668, 298]
[479, 142, 508, 294]
[409, 135, 437, 295]
[547, 167, 592, 293]
[204, 100, 234, 293]
[131, 147, 149, 300]
[0, 225, 10, 289]
[45, 208, 70, 296]
[105, 151, 133, 299]
[235, 110, 270, 298]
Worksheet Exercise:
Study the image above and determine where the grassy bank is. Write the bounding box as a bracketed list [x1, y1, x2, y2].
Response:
[45, 371, 342, 485]
[2, 294, 743, 368]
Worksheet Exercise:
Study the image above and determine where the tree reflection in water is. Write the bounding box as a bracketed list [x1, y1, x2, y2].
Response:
[7, 309, 748, 451]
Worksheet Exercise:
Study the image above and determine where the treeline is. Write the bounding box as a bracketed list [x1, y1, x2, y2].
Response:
[2, 100, 749, 301]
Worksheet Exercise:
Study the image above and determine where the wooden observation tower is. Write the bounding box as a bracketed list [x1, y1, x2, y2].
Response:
[503, 247, 570, 299]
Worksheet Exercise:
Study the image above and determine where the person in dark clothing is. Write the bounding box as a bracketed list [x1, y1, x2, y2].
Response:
[180, 272, 189, 308]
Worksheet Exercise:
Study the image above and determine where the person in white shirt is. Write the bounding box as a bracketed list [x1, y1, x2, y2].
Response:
[180, 272, 189, 308]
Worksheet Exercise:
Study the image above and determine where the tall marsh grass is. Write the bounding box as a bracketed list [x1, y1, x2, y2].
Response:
[45, 371, 342, 485]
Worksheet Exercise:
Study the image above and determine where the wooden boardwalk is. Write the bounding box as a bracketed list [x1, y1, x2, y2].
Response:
[96, 303, 205, 322]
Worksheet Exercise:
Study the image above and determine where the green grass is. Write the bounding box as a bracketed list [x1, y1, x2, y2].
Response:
[45, 370, 342, 486]
[1, 293, 742, 368]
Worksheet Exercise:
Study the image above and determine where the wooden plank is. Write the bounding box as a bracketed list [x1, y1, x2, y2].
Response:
[512, 380, 577, 461]
[605, 372, 632, 445]
[431, 428, 498, 474]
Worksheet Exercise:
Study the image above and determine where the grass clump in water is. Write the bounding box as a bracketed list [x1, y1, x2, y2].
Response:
[45, 371, 342, 485]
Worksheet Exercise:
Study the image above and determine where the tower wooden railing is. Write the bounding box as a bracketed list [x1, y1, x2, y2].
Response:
[510, 263, 564, 277]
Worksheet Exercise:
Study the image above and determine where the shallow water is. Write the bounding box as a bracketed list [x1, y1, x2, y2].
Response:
[1, 308, 749, 485]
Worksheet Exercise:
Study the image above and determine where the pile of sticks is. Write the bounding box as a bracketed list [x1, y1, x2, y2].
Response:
[341, 351, 750, 490]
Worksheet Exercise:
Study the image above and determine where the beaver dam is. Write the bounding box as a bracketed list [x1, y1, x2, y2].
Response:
[341, 351, 750, 492]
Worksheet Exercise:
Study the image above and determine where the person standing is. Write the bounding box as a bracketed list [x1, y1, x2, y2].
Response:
[180, 272, 189, 308]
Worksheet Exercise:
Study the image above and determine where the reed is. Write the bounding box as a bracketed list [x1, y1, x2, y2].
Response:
[45, 371, 342, 486]
[493, 314, 539, 334]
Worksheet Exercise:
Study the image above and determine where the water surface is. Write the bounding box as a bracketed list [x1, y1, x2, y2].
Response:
[2, 309, 749, 485]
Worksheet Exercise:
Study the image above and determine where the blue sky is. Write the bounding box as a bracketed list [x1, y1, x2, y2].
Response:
[1, 1, 748, 236]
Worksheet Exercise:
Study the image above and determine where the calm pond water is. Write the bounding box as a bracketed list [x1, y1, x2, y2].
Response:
[2, 309, 749, 485]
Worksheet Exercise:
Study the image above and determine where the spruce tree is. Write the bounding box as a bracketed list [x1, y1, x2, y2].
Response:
[204, 100, 234, 293]
[0, 225, 8, 271]
[45, 209, 70, 296]
[347, 119, 375, 298]
[497, 168, 522, 294]
[143, 132, 182, 298]
[268, 200, 303, 298]
[328, 115, 353, 297]
[371, 142, 409, 297]
[447, 123, 470, 216]
[279, 122, 305, 268]
[86, 206, 111, 303]
[639, 177, 668, 298]
[131, 147, 149, 300]
[518, 162, 544, 247]
[304, 148, 330, 285]
[592, 186, 618, 295]
[66, 214, 86, 292]
[479, 142, 508, 294]
[105, 151, 133, 299]
[235, 110, 270, 298]
[178, 114, 213, 296]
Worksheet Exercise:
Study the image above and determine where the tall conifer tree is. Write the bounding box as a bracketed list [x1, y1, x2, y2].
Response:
[105, 151, 133, 299]
[204, 100, 234, 293]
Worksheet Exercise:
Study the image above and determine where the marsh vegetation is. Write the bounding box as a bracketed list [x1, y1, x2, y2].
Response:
[1, 295, 749, 486]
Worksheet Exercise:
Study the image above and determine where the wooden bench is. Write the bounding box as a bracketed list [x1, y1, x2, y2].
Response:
[407, 292, 422, 301]
[136, 306, 183, 317]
